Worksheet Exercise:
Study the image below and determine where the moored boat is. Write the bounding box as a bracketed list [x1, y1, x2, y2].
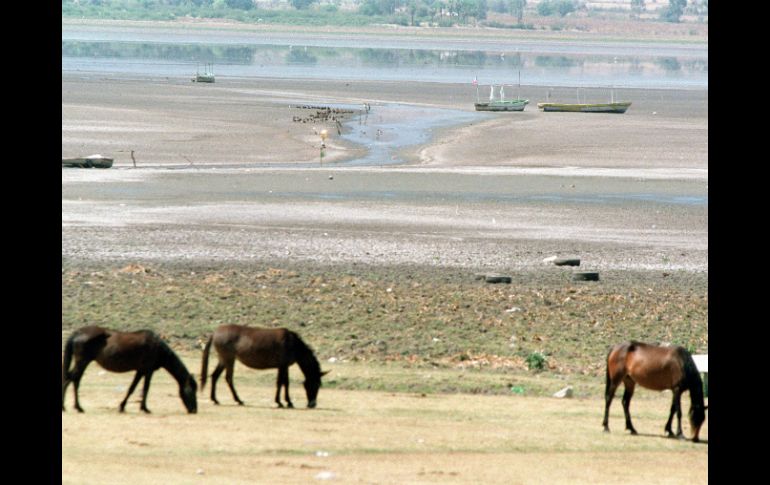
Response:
[536, 101, 631, 113]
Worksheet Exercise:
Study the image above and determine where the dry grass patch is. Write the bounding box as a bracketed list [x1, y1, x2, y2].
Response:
[62, 355, 707, 485]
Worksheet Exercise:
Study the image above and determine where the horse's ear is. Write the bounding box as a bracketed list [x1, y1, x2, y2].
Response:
[321, 370, 331, 377]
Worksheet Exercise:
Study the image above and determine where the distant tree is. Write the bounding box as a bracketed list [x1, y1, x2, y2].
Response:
[511, 0, 526, 23]
[290, 0, 316, 9]
[631, 0, 644, 13]
[360, 0, 397, 15]
[660, 0, 686, 22]
[225, 0, 253, 9]
[537, 0, 574, 17]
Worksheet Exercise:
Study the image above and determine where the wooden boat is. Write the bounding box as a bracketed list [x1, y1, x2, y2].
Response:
[536, 101, 631, 113]
[192, 63, 215, 83]
[62, 154, 114, 169]
[474, 83, 528, 112]
[475, 98, 529, 112]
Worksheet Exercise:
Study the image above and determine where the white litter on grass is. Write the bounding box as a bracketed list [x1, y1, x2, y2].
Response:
[195, 469, 205, 475]
[315, 471, 336, 480]
[542, 256, 557, 263]
[553, 386, 574, 399]
[315, 451, 330, 457]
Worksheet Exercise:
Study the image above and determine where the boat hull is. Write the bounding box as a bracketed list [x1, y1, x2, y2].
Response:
[475, 100, 528, 112]
[62, 156, 114, 169]
[536, 102, 631, 113]
[192, 75, 215, 83]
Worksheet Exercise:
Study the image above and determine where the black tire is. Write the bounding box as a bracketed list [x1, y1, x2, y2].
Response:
[554, 258, 580, 267]
[573, 272, 599, 281]
[484, 274, 512, 284]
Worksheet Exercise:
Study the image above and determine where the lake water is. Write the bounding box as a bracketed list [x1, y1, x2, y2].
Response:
[62, 25, 707, 89]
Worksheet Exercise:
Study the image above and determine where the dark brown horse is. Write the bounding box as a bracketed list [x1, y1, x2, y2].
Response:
[62, 326, 197, 414]
[602, 341, 707, 442]
[200, 325, 329, 408]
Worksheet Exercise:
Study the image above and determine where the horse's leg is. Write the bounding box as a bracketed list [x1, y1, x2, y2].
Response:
[281, 366, 293, 408]
[119, 371, 144, 413]
[69, 358, 93, 413]
[62, 370, 73, 411]
[139, 371, 154, 413]
[670, 389, 684, 438]
[621, 377, 638, 435]
[274, 368, 284, 408]
[602, 375, 622, 432]
[210, 363, 225, 404]
[224, 362, 244, 405]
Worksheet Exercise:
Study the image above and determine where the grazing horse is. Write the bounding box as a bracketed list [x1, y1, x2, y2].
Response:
[200, 325, 329, 408]
[602, 341, 707, 442]
[62, 326, 197, 414]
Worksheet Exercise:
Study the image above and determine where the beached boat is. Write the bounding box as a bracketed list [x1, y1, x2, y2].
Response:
[62, 154, 114, 169]
[537, 87, 630, 113]
[192, 63, 215, 83]
[536, 101, 631, 113]
[475, 98, 529, 112]
[474, 84, 528, 112]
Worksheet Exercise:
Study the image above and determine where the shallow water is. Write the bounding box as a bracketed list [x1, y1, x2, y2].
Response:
[61, 27, 707, 89]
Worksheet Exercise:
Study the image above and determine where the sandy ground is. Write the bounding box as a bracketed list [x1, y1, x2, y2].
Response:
[62, 74, 707, 273]
[62, 356, 707, 485]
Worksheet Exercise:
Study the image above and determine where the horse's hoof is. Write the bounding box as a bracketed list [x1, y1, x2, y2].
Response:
[237, 401, 245, 406]
[692, 437, 700, 443]
[287, 403, 294, 409]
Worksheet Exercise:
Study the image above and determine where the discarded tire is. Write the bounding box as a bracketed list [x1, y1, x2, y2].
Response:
[554, 258, 580, 267]
[573, 272, 599, 281]
[484, 274, 512, 284]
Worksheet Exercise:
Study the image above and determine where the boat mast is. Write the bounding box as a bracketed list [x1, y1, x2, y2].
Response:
[490, 85, 494, 101]
[518, 70, 521, 100]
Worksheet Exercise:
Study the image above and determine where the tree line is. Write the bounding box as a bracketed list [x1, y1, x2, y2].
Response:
[62, 1, 704, 25]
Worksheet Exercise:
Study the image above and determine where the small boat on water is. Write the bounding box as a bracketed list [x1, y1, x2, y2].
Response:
[62, 154, 114, 169]
[536, 101, 631, 113]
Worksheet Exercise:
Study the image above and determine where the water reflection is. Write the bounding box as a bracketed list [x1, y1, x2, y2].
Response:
[62, 40, 707, 89]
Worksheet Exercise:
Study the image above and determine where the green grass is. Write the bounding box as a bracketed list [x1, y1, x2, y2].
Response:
[62, 260, 707, 398]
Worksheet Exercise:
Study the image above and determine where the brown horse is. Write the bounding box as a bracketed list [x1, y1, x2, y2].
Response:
[602, 341, 707, 442]
[62, 326, 197, 414]
[200, 325, 329, 408]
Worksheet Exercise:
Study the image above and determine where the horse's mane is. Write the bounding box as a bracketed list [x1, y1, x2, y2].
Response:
[155, 334, 192, 383]
[677, 347, 704, 396]
[289, 331, 321, 378]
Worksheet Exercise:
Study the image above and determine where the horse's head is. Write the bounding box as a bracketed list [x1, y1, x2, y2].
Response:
[689, 403, 707, 442]
[304, 370, 330, 409]
[181, 375, 198, 414]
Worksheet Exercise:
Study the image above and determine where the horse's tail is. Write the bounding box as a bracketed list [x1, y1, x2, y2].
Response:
[604, 344, 615, 398]
[62, 331, 77, 380]
[200, 335, 213, 391]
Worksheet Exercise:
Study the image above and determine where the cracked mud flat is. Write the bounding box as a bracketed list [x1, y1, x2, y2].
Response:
[62, 168, 707, 273]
